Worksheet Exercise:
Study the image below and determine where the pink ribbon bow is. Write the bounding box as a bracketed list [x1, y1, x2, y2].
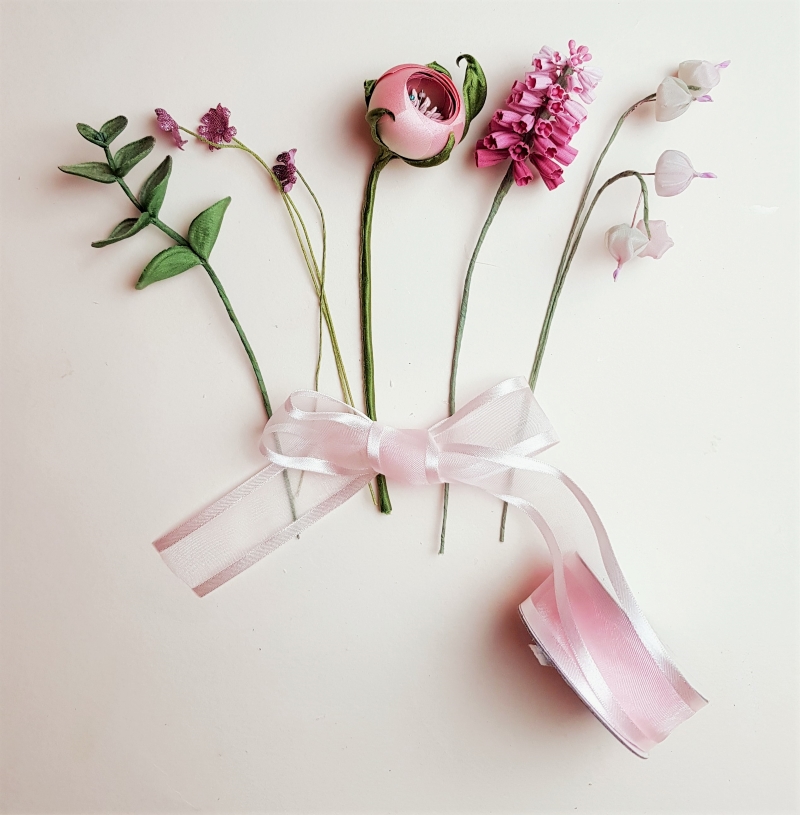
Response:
[155, 377, 706, 756]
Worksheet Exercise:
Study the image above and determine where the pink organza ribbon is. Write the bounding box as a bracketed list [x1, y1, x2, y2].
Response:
[154, 377, 706, 756]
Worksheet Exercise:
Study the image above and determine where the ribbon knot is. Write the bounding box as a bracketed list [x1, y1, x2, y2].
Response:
[153, 377, 706, 757]
[366, 423, 441, 485]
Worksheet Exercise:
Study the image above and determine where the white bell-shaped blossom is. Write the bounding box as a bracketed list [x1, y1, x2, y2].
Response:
[654, 150, 716, 197]
[605, 224, 649, 280]
[678, 60, 726, 97]
[655, 76, 694, 121]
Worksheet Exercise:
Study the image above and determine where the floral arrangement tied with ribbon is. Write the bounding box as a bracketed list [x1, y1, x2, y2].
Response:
[57, 46, 726, 758]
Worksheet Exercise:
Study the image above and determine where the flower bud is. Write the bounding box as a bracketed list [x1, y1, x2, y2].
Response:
[367, 64, 466, 160]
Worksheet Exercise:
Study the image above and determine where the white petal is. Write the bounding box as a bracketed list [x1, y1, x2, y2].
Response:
[605, 224, 650, 264]
[655, 76, 693, 122]
[678, 60, 720, 97]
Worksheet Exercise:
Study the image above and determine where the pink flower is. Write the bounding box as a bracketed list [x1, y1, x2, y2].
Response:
[654, 150, 716, 197]
[367, 65, 466, 160]
[605, 224, 649, 280]
[272, 148, 297, 193]
[636, 219, 674, 259]
[197, 104, 237, 151]
[474, 41, 600, 189]
[154, 108, 187, 150]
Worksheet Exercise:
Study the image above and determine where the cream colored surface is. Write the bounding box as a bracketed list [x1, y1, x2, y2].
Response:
[1, 1, 798, 812]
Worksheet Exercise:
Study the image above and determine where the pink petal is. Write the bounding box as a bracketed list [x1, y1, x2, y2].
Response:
[512, 159, 534, 186]
[635, 219, 674, 259]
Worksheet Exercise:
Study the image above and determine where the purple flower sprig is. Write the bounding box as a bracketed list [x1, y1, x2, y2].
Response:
[155, 105, 357, 415]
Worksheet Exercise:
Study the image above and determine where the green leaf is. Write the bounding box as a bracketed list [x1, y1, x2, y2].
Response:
[138, 156, 172, 217]
[401, 132, 456, 168]
[100, 116, 128, 144]
[426, 61, 452, 79]
[456, 54, 487, 140]
[364, 78, 377, 107]
[58, 161, 117, 183]
[113, 136, 155, 177]
[91, 213, 151, 248]
[188, 197, 231, 260]
[366, 107, 395, 151]
[76, 123, 105, 146]
[136, 246, 202, 289]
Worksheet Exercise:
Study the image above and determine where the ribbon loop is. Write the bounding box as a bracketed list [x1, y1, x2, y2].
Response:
[153, 378, 705, 756]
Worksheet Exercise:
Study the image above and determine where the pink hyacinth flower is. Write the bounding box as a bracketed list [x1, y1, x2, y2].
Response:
[635, 219, 675, 259]
[654, 150, 716, 197]
[367, 64, 466, 161]
[605, 224, 649, 280]
[154, 108, 187, 150]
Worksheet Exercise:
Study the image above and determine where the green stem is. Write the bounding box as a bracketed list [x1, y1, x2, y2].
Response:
[360, 150, 395, 514]
[297, 170, 327, 391]
[528, 171, 645, 392]
[439, 165, 514, 553]
[183, 129, 357, 409]
[497, 94, 657, 543]
[104, 147, 299, 520]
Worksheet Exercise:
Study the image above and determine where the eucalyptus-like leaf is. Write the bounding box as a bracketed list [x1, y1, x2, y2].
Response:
[58, 161, 117, 183]
[113, 136, 155, 177]
[401, 132, 455, 168]
[426, 61, 452, 79]
[139, 156, 172, 217]
[188, 197, 231, 260]
[100, 116, 128, 144]
[91, 213, 151, 248]
[136, 245, 201, 289]
[366, 107, 395, 151]
[76, 123, 105, 146]
[364, 78, 377, 107]
[456, 54, 487, 140]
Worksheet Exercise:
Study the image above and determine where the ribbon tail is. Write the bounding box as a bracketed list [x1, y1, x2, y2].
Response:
[154, 463, 372, 596]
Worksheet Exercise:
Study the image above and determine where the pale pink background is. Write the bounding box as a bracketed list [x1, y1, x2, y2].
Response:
[1, 1, 798, 812]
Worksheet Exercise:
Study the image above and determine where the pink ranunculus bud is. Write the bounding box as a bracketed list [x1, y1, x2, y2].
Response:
[635, 219, 675, 259]
[655, 76, 694, 121]
[605, 224, 649, 280]
[677, 59, 725, 98]
[654, 150, 716, 197]
[367, 64, 466, 161]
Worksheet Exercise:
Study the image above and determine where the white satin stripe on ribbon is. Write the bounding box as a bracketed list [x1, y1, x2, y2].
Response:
[154, 377, 706, 755]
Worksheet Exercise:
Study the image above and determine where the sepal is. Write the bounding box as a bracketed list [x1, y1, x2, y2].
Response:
[456, 54, 487, 140]
[426, 61, 452, 79]
[401, 132, 455, 168]
[366, 107, 395, 151]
